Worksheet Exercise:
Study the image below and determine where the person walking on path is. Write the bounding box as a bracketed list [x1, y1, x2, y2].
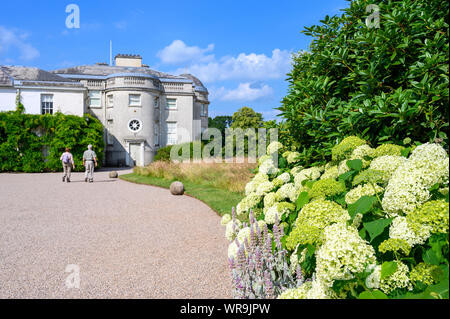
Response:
[83, 144, 98, 183]
[60, 147, 75, 183]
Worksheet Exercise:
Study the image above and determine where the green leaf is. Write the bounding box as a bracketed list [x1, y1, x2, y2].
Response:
[423, 248, 440, 266]
[401, 147, 411, 158]
[358, 290, 388, 299]
[338, 170, 355, 182]
[363, 218, 393, 242]
[278, 156, 288, 169]
[348, 196, 378, 219]
[296, 191, 310, 211]
[305, 180, 315, 189]
[359, 228, 367, 240]
[288, 211, 298, 224]
[334, 194, 347, 206]
[346, 159, 363, 172]
[429, 183, 440, 192]
[381, 261, 398, 280]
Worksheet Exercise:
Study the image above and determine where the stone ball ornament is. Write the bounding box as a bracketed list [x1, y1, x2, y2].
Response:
[109, 171, 118, 178]
[170, 181, 184, 195]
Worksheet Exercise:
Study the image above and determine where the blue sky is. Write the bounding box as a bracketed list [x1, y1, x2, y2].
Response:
[0, 0, 348, 120]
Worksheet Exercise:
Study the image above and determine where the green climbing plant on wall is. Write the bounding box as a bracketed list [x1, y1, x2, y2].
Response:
[0, 111, 104, 172]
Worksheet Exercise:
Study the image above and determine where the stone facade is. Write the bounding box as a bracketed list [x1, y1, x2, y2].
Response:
[0, 54, 210, 167]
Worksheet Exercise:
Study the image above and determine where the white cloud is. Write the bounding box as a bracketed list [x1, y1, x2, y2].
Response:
[114, 21, 127, 30]
[211, 82, 273, 102]
[157, 40, 214, 65]
[261, 109, 282, 121]
[173, 48, 292, 83]
[0, 26, 39, 61]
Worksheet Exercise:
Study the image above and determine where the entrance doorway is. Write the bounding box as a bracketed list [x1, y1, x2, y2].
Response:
[126, 141, 144, 167]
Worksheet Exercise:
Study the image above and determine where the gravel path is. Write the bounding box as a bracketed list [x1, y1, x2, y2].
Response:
[0, 169, 231, 298]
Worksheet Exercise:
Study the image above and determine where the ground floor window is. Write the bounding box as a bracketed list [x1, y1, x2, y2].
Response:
[167, 122, 177, 145]
[41, 94, 53, 114]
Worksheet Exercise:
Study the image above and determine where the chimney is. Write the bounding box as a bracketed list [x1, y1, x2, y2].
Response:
[114, 54, 142, 67]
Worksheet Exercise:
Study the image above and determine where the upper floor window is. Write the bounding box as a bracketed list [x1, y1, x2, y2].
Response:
[166, 98, 177, 110]
[89, 91, 101, 108]
[154, 97, 159, 108]
[129, 94, 141, 107]
[41, 94, 53, 115]
[107, 94, 114, 108]
[201, 104, 207, 117]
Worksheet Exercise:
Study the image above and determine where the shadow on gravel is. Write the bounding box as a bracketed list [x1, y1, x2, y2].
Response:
[66, 180, 118, 183]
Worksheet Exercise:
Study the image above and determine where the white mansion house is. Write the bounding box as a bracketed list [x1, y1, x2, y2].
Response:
[0, 54, 209, 166]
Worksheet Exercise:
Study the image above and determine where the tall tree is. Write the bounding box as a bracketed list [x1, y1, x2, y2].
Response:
[230, 106, 264, 129]
[208, 115, 233, 146]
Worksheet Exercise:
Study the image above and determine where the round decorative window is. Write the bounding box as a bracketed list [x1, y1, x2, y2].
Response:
[128, 119, 142, 133]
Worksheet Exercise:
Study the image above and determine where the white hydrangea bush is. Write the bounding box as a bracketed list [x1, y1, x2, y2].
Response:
[221, 137, 449, 299]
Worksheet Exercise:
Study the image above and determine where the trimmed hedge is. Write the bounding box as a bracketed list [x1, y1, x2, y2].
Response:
[0, 111, 104, 172]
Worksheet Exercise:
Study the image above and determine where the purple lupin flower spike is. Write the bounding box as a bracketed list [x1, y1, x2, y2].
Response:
[249, 209, 254, 225]
[228, 257, 235, 271]
[254, 247, 262, 273]
[237, 243, 247, 269]
[264, 270, 273, 299]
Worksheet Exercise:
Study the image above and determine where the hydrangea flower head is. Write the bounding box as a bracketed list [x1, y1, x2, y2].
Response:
[309, 178, 346, 199]
[282, 151, 301, 164]
[267, 141, 284, 155]
[286, 199, 349, 249]
[275, 183, 298, 202]
[221, 214, 232, 226]
[373, 143, 404, 157]
[406, 200, 449, 235]
[345, 183, 383, 205]
[316, 222, 376, 286]
[389, 216, 431, 247]
[350, 144, 375, 167]
[264, 202, 295, 224]
[410, 263, 441, 286]
[264, 192, 278, 208]
[353, 169, 387, 186]
[273, 172, 291, 187]
[331, 136, 367, 161]
[258, 158, 280, 176]
[277, 282, 312, 299]
[378, 238, 411, 255]
[225, 219, 242, 241]
[320, 165, 339, 180]
[236, 193, 262, 216]
[382, 143, 449, 215]
[379, 261, 412, 294]
[256, 180, 275, 196]
[337, 160, 351, 176]
[369, 155, 407, 181]
[293, 167, 322, 188]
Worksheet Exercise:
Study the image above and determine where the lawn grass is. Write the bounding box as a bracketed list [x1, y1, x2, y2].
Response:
[119, 173, 244, 216]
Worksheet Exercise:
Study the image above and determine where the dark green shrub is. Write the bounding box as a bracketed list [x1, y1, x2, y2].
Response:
[154, 145, 174, 161]
[0, 111, 104, 172]
[154, 141, 205, 162]
[279, 0, 449, 166]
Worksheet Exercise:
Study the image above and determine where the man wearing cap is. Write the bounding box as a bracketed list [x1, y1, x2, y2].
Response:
[83, 144, 98, 183]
